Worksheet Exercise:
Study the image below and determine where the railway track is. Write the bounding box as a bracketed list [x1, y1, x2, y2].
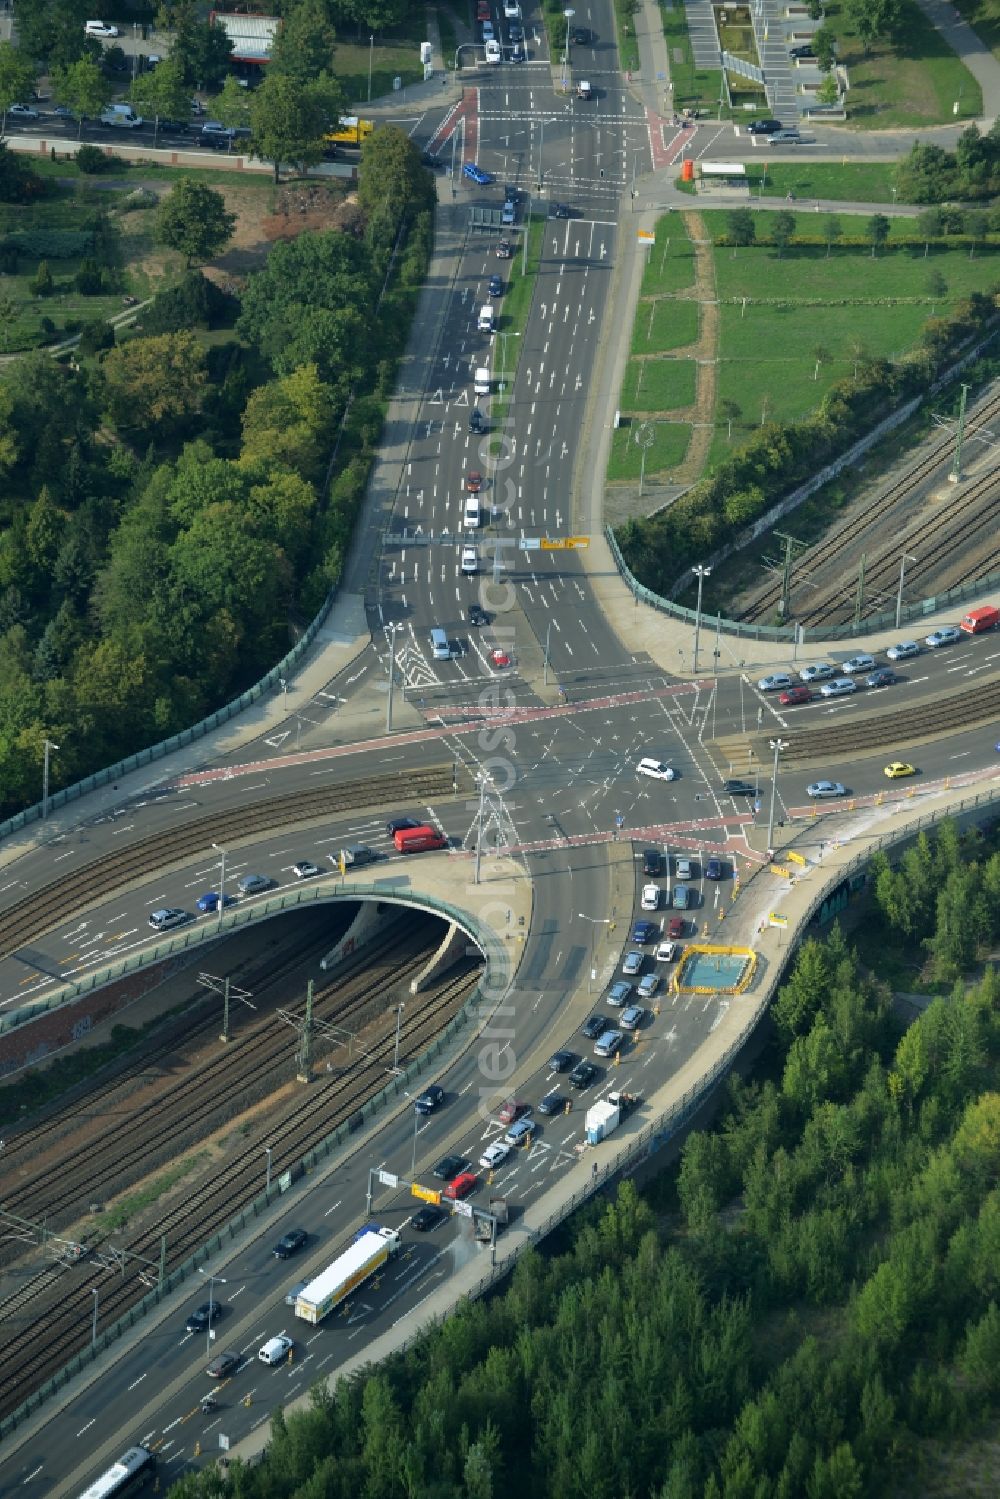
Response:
[0, 764, 461, 965]
[0, 945, 480, 1419]
[739, 388, 1000, 628]
[713, 673, 1000, 770]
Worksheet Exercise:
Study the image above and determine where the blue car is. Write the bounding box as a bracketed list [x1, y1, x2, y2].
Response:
[631, 920, 657, 945]
[196, 891, 237, 913]
[488, 274, 503, 295]
[463, 162, 494, 185]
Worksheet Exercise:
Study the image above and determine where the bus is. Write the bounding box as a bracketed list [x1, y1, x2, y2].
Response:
[78, 1446, 155, 1499]
[324, 116, 375, 149]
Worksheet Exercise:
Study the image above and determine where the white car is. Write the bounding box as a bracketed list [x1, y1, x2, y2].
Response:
[8, 103, 39, 119]
[636, 757, 676, 781]
[484, 38, 502, 62]
[503, 0, 521, 15]
[840, 654, 875, 675]
[655, 940, 677, 962]
[757, 674, 793, 692]
[925, 626, 962, 648]
[479, 1140, 511, 1170]
[85, 19, 120, 35]
[806, 780, 847, 799]
[461, 545, 478, 574]
[641, 884, 660, 911]
[798, 663, 834, 682]
[886, 640, 920, 661]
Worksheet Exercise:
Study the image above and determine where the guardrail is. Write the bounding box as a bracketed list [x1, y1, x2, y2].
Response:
[0, 884, 511, 1439]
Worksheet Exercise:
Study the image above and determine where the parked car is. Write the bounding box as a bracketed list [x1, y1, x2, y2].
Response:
[85, 19, 120, 36]
[414, 1085, 445, 1114]
[641, 883, 660, 910]
[643, 848, 664, 876]
[841, 654, 875, 675]
[272, 1229, 307, 1259]
[789, 43, 815, 58]
[705, 857, 724, 880]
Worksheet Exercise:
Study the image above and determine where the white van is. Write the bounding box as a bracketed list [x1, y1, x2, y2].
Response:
[101, 104, 143, 128]
[258, 1334, 293, 1366]
[430, 627, 451, 660]
[478, 303, 494, 332]
[474, 366, 490, 396]
[464, 494, 481, 529]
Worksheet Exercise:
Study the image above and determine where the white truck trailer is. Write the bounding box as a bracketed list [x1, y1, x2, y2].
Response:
[585, 1090, 641, 1145]
[294, 1226, 400, 1325]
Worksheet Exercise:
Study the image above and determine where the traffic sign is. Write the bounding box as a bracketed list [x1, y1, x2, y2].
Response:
[565, 536, 590, 548]
[637, 229, 655, 244]
[411, 1183, 442, 1204]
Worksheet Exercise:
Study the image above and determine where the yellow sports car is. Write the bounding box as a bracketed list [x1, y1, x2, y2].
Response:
[884, 761, 917, 779]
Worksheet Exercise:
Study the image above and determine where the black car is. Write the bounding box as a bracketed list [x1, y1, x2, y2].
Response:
[538, 1088, 567, 1115]
[746, 118, 782, 134]
[553, 203, 574, 218]
[420, 150, 444, 169]
[723, 779, 756, 797]
[468, 603, 491, 627]
[568, 1060, 599, 1089]
[469, 409, 487, 433]
[581, 1015, 607, 1040]
[573, 25, 589, 42]
[509, 21, 523, 40]
[272, 1229, 307, 1260]
[185, 1300, 221, 1333]
[386, 816, 421, 836]
[548, 1050, 575, 1072]
[866, 668, 897, 689]
[411, 1204, 445, 1231]
[432, 1153, 467, 1180]
[789, 43, 814, 58]
[414, 1084, 444, 1115]
[206, 1350, 240, 1378]
[488, 274, 503, 296]
[642, 848, 663, 877]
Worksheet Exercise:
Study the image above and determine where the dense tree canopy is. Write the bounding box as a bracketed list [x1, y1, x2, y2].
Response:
[155, 180, 237, 266]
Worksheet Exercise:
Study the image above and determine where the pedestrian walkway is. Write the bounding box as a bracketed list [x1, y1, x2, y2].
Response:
[753, 0, 800, 121]
[681, 0, 722, 71]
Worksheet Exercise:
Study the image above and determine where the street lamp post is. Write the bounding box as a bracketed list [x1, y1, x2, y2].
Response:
[562, 8, 575, 89]
[212, 842, 227, 927]
[265, 1146, 272, 1192]
[91, 1286, 99, 1349]
[578, 912, 612, 991]
[367, 34, 374, 102]
[198, 1268, 227, 1358]
[386, 623, 401, 732]
[895, 553, 917, 630]
[765, 738, 788, 856]
[692, 564, 711, 675]
[544, 620, 552, 686]
[474, 773, 492, 885]
[42, 738, 60, 821]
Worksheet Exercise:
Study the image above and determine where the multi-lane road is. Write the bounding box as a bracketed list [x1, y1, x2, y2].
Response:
[3, 9, 1000, 1495]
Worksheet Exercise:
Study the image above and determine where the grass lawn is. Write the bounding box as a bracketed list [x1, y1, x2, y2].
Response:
[821, 0, 982, 127]
[950, 0, 1000, 59]
[622, 356, 697, 411]
[661, 1, 724, 115]
[614, 0, 640, 74]
[631, 297, 700, 354]
[334, 39, 423, 106]
[639, 217, 697, 295]
[608, 420, 692, 481]
[739, 161, 899, 203]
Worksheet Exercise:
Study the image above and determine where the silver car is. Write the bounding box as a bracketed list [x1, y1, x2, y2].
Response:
[806, 780, 847, 799]
[798, 663, 834, 682]
[622, 950, 643, 976]
[925, 626, 962, 648]
[886, 641, 920, 661]
[757, 673, 793, 691]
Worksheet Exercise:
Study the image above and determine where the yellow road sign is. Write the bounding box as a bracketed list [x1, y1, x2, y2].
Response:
[411, 1183, 442, 1204]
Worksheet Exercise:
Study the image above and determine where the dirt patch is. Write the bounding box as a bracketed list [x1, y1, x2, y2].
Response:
[206, 180, 358, 289]
[677, 210, 719, 484]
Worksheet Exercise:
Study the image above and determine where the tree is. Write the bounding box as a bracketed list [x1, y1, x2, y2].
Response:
[771, 209, 795, 258]
[847, 0, 901, 51]
[816, 73, 839, 108]
[270, 0, 337, 84]
[250, 72, 335, 183]
[964, 208, 988, 258]
[155, 179, 236, 266]
[129, 54, 191, 144]
[30, 261, 54, 297]
[357, 125, 434, 226]
[100, 330, 208, 438]
[0, 43, 37, 131]
[51, 56, 112, 139]
[867, 213, 890, 257]
[171, 3, 234, 89]
[814, 25, 836, 71]
[211, 75, 253, 132]
[915, 206, 943, 257]
[726, 207, 755, 248]
[241, 363, 337, 482]
[719, 397, 741, 439]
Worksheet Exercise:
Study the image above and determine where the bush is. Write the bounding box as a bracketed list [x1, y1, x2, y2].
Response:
[7, 229, 94, 259]
[0, 141, 45, 203]
[77, 318, 115, 355]
[0, 244, 17, 274]
[142, 271, 233, 334]
[38, 315, 57, 343]
[30, 261, 54, 297]
[76, 144, 112, 175]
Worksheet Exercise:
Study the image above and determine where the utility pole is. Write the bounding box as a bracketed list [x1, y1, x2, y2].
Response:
[773, 532, 808, 620]
[221, 976, 230, 1044]
[895, 553, 917, 630]
[853, 552, 866, 630]
[949, 382, 969, 483]
[296, 979, 314, 1083]
[543, 620, 552, 686]
[42, 738, 59, 821]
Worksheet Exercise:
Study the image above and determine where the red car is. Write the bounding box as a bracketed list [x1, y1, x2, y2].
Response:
[466, 471, 483, 492]
[496, 1098, 529, 1126]
[443, 1170, 478, 1200]
[779, 685, 812, 706]
[476, 0, 490, 16]
[667, 916, 685, 940]
[491, 648, 511, 668]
